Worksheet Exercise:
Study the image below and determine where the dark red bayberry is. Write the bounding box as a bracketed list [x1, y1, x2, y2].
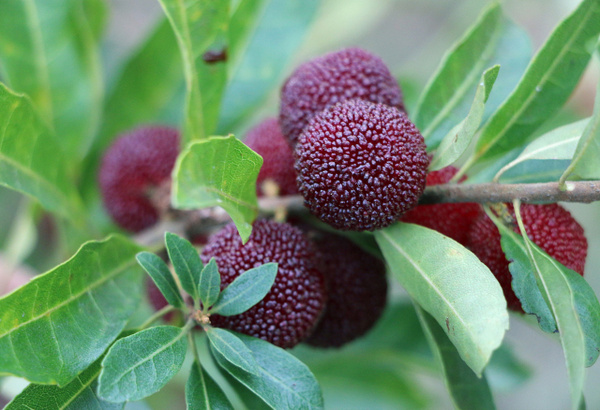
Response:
[99, 126, 180, 232]
[401, 166, 481, 245]
[467, 203, 587, 311]
[306, 233, 387, 348]
[280, 47, 405, 147]
[295, 99, 429, 231]
[244, 118, 298, 196]
[201, 220, 326, 348]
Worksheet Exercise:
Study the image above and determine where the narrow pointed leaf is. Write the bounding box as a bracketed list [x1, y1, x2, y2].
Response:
[186, 361, 233, 410]
[210, 263, 277, 316]
[98, 325, 188, 403]
[171, 136, 262, 243]
[165, 232, 203, 301]
[374, 223, 508, 376]
[136, 251, 185, 309]
[0, 235, 143, 386]
[199, 257, 221, 309]
[206, 328, 259, 376]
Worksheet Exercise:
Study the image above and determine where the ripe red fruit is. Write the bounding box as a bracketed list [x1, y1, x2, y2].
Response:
[467, 203, 587, 311]
[244, 118, 298, 196]
[295, 99, 429, 231]
[280, 47, 405, 147]
[306, 233, 388, 348]
[99, 126, 180, 232]
[200, 220, 326, 348]
[401, 166, 481, 244]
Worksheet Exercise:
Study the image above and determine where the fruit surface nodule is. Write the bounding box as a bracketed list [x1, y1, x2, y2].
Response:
[200, 220, 326, 348]
[295, 99, 429, 231]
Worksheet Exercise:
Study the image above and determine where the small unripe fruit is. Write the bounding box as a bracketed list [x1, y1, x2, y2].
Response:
[467, 203, 587, 311]
[99, 126, 180, 232]
[201, 220, 326, 348]
[295, 99, 429, 231]
[280, 47, 405, 146]
[244, 118, 298, 196]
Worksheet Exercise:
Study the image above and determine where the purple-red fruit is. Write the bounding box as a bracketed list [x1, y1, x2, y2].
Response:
[280, 47, 405, 147]
[244, 118, 298, 196]
[295, 99, 429, 231]
[401, 166, 481, 245]
[99, 126, 180, 232]
[200, 220, 326, 348]
[467, 203, 587, 311]
[306, 233, 387, 348]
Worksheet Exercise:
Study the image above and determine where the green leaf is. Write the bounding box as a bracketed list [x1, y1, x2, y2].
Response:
[486, 343, 532, 392]
[165, 232, 203, 301]
[157, 0, 229, 143]
[210, 263, 277, 316]
[213, 333, 324, 409]
[430, 65, 500, 171]
[0, 0, 104, 159]
[199, 257, 221, 309]
[413, 1, 531, 148]
[217, 0, 319, 132]
[171, 135, 262, 243]
[414, 304, 496, 410]
[206, 328, 259, 376]
[0, 235, 143, 386]
[495, 119, 588, 183]
[186, 361, 234, 410]
[136, 251, 185, 310]
[0, 84, 85, 223]
[98, 325, 189, 402]
[471, 0, 600, 167]
[374, 223, 508, 376]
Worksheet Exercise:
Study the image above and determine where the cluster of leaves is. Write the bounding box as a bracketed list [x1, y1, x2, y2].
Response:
[0, 0, 599, 408]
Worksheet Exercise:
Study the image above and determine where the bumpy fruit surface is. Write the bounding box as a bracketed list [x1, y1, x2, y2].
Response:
[244, 118, 298, 196]
[401, 166, 480, 244]
[200, 220, 326, 348]
[467, 203, 587, 311]
[280, 47, 405, 146]
[99, 126, 180, 232]
[295, 99, 429, 231]
[306, 233, 388, 348]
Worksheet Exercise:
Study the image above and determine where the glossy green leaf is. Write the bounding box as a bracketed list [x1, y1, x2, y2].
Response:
[213, 333, 324, 409]
[98, 325, 188, 402]
[414, 304, 495, 410]
[186, 361, 233, 410]
[0, 0, 104, 159]
[0, 235, 143, 386]
[471, 0, 600, 167]
[413, 2, 531, 148]
[430, 65, 500, 171]
[210, 263, 277, 316]
[374, 223, 508, 376]
[206, 328, 259, 376]
[0, 84, 85, 223]
[157, 0, 229, 143]
[199, 257, 221, 309]
[217, 0, 319, 132]
[171, 135, 262, 243]
[165, 232, 203, 301]
[495, 119, 588, 183]
[136, 251, 185, 309]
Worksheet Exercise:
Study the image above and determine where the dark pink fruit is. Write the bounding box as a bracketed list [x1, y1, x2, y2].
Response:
[201, 220, 326, 348]
[99, 126, 180, 232]
[280, 47, 405, 147]
[295, 99, 428, 231]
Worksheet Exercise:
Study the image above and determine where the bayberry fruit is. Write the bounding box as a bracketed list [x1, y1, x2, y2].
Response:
[467, 203, 587, 311]
[401, 166, 481, 244]
[280, 47, 405, 146]
[295, 99, 429, 231]
[99, 126, 180, 232]
[244, 118, 298, 196]
[200, 220, 326, 348]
